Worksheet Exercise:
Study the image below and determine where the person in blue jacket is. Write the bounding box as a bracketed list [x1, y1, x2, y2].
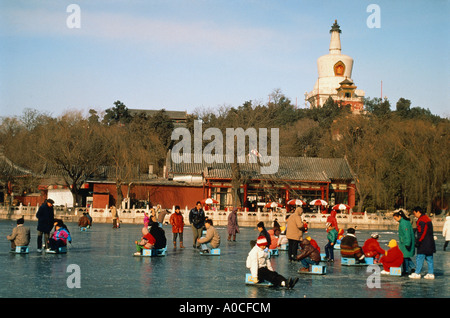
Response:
[48, 219, 72, 252]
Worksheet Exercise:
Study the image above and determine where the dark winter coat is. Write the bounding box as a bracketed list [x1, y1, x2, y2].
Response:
[259, 228, 272, 247]
[189, 207, 205, 229]
[78, 215, 90, 227]
[150, 224, 167, 249]
[416, 214, 436, 255]
[296, 239, 321, 262]
[36, 202, 54, 233]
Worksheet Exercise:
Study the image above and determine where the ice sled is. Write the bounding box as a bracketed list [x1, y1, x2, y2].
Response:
[298, 264, 327, 275]
[341, 257, 369, 266]
[45, 246, 67, 254]
[200, 248, 220, 256]
[390, 267, 402, 276]
[80, 227, 87, 231]
[245, 273, 273, 287]
[10, 246, 29, 254]
[269, 249, 279, 256]
[135, 247, 167, 257]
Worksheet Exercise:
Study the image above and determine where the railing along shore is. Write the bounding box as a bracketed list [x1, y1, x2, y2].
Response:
[0, 203, 446, 231]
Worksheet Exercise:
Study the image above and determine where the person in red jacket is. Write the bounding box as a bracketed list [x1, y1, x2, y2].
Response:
[169, 205, 185, 249]
[326, 210, 339, 233]
[380, 239, 404, 274]
[134, 226, 156, 255]
[267, 227, 281, 250]
[362, 233, 385, 263]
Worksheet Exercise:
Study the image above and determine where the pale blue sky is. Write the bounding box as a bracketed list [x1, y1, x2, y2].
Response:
[1, 0, 449, 118]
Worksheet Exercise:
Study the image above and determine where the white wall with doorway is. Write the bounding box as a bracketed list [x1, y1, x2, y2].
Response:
[48, 189, 73, 207]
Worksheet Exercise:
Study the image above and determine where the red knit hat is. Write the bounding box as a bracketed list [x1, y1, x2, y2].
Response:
[256, 236, 268, 247]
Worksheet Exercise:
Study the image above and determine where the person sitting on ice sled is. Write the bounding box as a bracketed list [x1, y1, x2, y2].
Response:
[134, 226, 156, 255]
[380, 239, 404, 274]
[246, 236, 299, 289]
[47, 220, 71, 252]
[340, 227, 365, 264]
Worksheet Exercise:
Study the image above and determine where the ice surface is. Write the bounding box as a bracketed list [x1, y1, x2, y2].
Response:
[1, 220, 448, 298]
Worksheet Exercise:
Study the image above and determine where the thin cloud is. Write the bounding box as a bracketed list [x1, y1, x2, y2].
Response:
[1, 6, 283, 53]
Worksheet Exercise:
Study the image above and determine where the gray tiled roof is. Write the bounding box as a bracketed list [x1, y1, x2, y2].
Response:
[128, 109, 187, 120]
[0, 152, 34, 177]
[168, 152, 354, 182]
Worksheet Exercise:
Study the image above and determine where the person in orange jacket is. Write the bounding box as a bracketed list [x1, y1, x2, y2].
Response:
[267, 227, 281, 250]
[380, 239, 404, 274]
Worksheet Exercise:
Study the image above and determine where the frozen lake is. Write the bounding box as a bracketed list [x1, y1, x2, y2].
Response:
[1, 220, 448, 299]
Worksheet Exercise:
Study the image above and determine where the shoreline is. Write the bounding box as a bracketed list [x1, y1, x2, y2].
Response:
[1, 206, 445, 231]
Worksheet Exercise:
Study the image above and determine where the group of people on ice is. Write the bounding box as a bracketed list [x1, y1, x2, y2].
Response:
[6, 199, 72, 253]
[255, 205, 444, 281]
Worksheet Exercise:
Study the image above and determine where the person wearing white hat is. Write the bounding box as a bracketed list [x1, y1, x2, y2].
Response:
[246, 236, 298, 289]
[362, 233, 385, 263]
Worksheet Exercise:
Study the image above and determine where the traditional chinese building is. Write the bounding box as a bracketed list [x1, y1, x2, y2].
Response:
[2, 148, 357, 211]
[305, 20, 365, 113]
[167, 151, 356, 211]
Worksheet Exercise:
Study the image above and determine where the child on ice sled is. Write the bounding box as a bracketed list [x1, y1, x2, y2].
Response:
[134, 226, 156, 256]
[246, 236, 298, 289]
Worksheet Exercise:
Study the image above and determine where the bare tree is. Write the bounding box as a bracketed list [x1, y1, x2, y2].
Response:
[36, 112, 109, 207]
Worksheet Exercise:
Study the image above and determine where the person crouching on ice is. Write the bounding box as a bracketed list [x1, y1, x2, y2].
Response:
[134, 226, 156, 256]
[246, 236, 299, 289]
[297, 238, 321, 272]
[197, 219, 220, 253]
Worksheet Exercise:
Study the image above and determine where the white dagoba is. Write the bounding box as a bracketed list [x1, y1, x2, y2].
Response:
[305, 20, 364, 112]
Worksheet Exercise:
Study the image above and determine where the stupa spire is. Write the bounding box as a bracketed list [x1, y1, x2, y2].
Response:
[329, 20, 341, 54]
